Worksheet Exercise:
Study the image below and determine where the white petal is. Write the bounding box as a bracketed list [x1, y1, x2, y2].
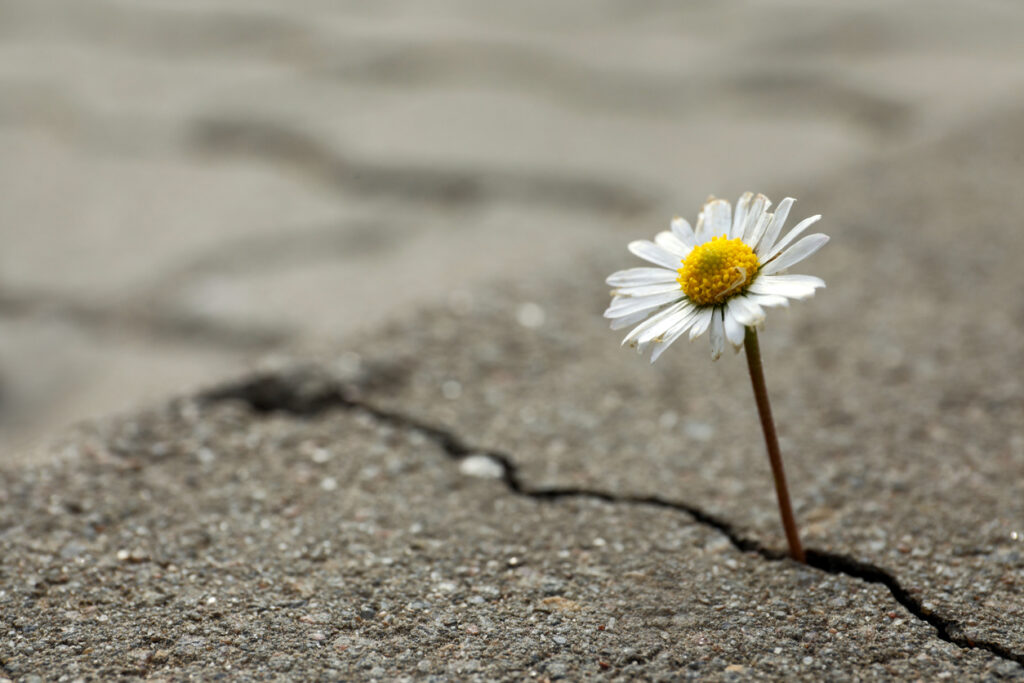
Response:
[748, 281, 817, 300]
[604, 290, 682, 318]
[650, 309, 702, 363]
[746, 292, 790, 309]
[742, 194, 770, 243]
[744, 212, 772, 253]
[731, 192, 753, 239]
[628, 240, 684, 270]
[761, 234, 829, 275]
[723, 308, 746, 348]
[694, 210, 707, 243]
[756, 197, 794, 254]
[609, 309, 652, 330]
[612, 282, 682, 297]
[642, 303, 697, 344]
[687, 306, 714, 340]
[749, 274, 825, 300]
[703, 198, 732, 240]
[762, 215, 821, 260]
[726, 296, 765, 327]
[671, 217, 696, 248]
[622, 301, 691, 346]
[654, 230, 691, 258]
[607, 267, 677, 287]
[761, 273, 825, 288]
[649, 337, 677, 363]
[708, 308, 726, 360]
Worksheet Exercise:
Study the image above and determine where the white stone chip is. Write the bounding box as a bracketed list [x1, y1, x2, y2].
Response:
[459, 454, 505, 480]
[516, 302, 546, 328]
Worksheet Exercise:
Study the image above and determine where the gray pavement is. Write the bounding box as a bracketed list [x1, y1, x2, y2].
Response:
[4, 109, 1024, 678]
[347, 108, 1024, 659]
[3, 1, 1024, 680]
[0, 389, 1016, 679]
[5, 0, 1024, 458]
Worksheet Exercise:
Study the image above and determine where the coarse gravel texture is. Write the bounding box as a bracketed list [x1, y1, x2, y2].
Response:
[6, 0, 1024, 460]
[1, 34, 1024, 683]
[0, 397, 1015, 680]
[338, 109, 1024, 668]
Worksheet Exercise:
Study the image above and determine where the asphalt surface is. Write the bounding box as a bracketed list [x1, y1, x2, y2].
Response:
[4, 110, 1024, 678]
[4, 2, 1024, 680]
[5, 0, 1024, 459]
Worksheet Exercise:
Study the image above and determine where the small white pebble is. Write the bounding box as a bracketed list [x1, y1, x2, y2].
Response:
[442, 380, 462, 400]
[459, 455, 505, 480]
[683, 420, 714, 441]
[320, 477, 338, 491]
[516, 302, 546, 328]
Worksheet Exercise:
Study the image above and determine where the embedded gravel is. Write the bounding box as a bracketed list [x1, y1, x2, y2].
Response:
[0, 399, 1013, 680]
[349, 110, 1024, 664]
[4, 55, 1024, 683]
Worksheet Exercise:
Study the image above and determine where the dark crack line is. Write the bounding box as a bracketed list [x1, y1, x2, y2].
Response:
[189, 118, 654, 216]
[143, 219, 394, 295]
[201, 372, 1024, 670]
[0, 289, 291, 351]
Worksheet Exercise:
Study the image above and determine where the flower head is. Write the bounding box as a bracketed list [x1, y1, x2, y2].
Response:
[605, 193, 828, 362]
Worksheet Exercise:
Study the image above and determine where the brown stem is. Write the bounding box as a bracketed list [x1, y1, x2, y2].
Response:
[743, 326, 805, 563]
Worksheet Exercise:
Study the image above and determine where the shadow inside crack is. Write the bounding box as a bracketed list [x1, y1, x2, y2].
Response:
[200, 369, 1024, 670]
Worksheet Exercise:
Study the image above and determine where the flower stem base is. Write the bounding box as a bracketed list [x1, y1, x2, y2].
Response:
[743, 326, 806, 563]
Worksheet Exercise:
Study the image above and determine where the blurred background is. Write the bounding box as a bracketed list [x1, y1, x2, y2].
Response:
[2, 0, 1024, 462]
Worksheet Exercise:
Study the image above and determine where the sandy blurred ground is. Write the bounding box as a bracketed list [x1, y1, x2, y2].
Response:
[2, 0, 1024, 461]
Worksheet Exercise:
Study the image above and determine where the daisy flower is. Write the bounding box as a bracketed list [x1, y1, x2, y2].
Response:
[605, 193, 828, 362]
[603, 192, 829, 563]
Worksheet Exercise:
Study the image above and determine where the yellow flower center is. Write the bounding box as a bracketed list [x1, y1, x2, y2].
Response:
[677, 235, 759, 306]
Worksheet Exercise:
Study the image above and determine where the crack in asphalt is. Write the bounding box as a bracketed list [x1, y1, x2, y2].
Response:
[0, 288, 291, 351]
[189, 118, 654, 216]
[201, 371, 1024, 670]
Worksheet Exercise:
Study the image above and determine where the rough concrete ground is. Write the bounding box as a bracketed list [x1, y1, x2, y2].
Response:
[3, 108, 1024, 678]
[4, 0, 1024, 458]
[0, 398, 1014, 680]
[4, 1, 1024, 680]
[343, 108, 1024, 665]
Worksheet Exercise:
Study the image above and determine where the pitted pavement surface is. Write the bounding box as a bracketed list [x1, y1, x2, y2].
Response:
[342, 108, 1024, 659]
[3, 108, 1024, 678]
[4, 0, 1024, 458]
[0, 383, 1018, 679]
[4, 1, 1024, 680]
